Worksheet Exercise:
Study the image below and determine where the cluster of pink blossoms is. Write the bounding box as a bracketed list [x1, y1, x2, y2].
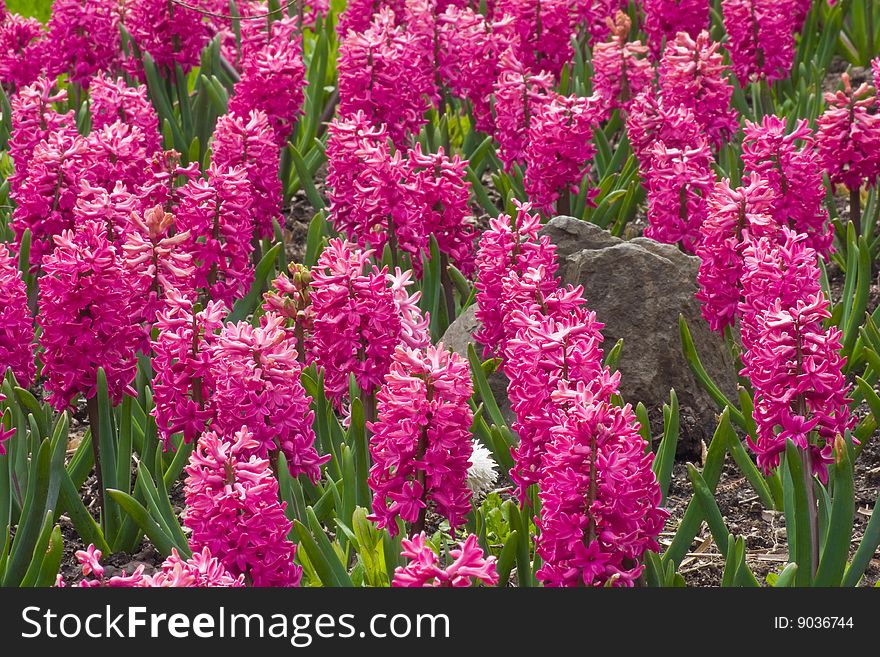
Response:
[89, 72, 162, 156]
[495, 0, 575, 78]
[591, 12, 653, 117]
[0, 243, 34, 387]
[742, 115, 832, 255]
[210, 313, 328, 482]
[524, 93, 600, 213]
[393, 533, 498, 587]
[695, 175, 777, 332]
[492, 48, 554, 171]
[738, 229, 854, 481]
[211, 110, 281, 239]
[325, 113, 475, 276]
[536, 381, 668, 586]
[0, 11, 44, 88]
[152, 291, 226, 447]
[337, 9, 434, 148]
[642, 0, 709, 56]
[175, 163, 255, 305]
[722, 0, 799, 84]
[368, 344, 474, 535]
[37, 220, 144, 410]
[228, 21, 306, 146]
[473, 202, 557, 358]
[42, 0, 119, 86]
[338, 0, 406, 36]
[185, 426, 302, 587]
[658, 31, 737, 148]
[63, 545, 244, 588]
[126, 0, 211, 73]
[816, 73, 880, 192]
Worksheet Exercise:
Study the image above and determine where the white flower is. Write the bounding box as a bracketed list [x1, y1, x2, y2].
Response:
[466, 439, 498, 497]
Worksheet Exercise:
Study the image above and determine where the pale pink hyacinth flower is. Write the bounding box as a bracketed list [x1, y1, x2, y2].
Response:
[73, 181, 141, 246]
[393, 533, 498, 587]
[536, 380, 668, 587]
[185, 426, 303, 587]
[368, 344, 474, 535]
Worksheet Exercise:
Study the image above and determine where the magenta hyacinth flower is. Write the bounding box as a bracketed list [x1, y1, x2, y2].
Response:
[642, 0, 709, 57]
[308, 239, 401, 403]
[492, 48, 554, 171]
[210, 313, 328, 483]
[403, 144, 476, 276]
[42, 0, 120, 86]
[388, 267, 431, 349]
[0, 243, 35, 387]
[137, 149, 201, 212]
[576, 0, 627, 44]
[591, 12, 653, 118]
[122, 205, 195, 326]
[738, 229, 853, 482]
[816, 73, 880, 192]
[176, 163, 255, 305]
[722, 0, 798, 84]
[147, 548, 245, 588]
[393, 533, 499, 587]
[11, 129, 91, 267]
[184, 426, 303, 587]
[126, 0, 211, 73]
[85, 120, 153, 193]
[151, 290, 226, 448]
[211, 110, 281, 239]
[438, 6, 508, 133]
[368, 344, 474, 535]
[325, 111, 403, 258]
[72, 181, 140, 247]
[473, 201, 558, 358]
[494, 0, 575, 78]
[228, 25, 306, 146]
[524, 92, 600, 214]
[536, 381, 668, 587]
[0, 12, 45, 88]
[658, 30, 737, 148]
[695, 175, 777, 333]
[337, 8, 434, 148]
[38, 220, 144, 410]
[338, 0, 405, 37]
[742, 115, 832, 255]
[89, 73, 162, 156]
[504, 281, 610, 501]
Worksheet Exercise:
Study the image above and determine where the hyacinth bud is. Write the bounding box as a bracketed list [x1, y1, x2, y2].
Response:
[591, 12, 653, 118]
[393, 533, 498, 587]
[0, 243, 35, 388]
[185, 426, 303, 587]
[368, 344, 474, 535]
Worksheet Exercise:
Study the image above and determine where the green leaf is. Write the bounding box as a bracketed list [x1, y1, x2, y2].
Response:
[652, 389, 679, 504]
[687, 463, 730, 558]
[227, 242, 282, 324]
[468, 344, 507, 429]
[495, 530, 518, 587]
[784, 442, 814, 587]
[773, 562, 799, 588]
[105, 489, 178, 557]
[814, 438, 854, 586]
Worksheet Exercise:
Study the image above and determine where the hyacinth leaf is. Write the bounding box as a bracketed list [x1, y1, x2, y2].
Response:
[19, 510, 54, 587]
[227, 242, 282, 325]
[783, 442, 814, 587]
[57, 468, 110, 555]
[347, 397, 371, 511]
[815, 438, 854, 587]
[106, 489, 179, 557]
[289, 145, 325, 211]
[843, 481, 880, 586]
[687, 463, 730, 558]
[636, 402, 652, 453]
[2, 437, 49, 586]
[724, 426, 777, 511]
[467, 343, 507, 429]
[351, 508, 388, 587]
[116, 396, 133, 501]
[34, 524, 64, 588]
[679, 315, 747, 428]
[721, 533, 739, 587]
[95, 369, 120, 539]
[772, 561, 799, 588]
[292, 516, 352, 587]
[662, 408, 732, 567]
[13, 387, 49, 440]
[643, 550, 664, 588]
[654, 390, 679, 504]
[495, 529, 518, 587]
[603, 338, 624, 374]
[505, 499, 532, 587]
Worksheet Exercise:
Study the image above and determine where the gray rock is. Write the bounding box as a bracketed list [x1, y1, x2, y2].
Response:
[441, 216, 738, 454]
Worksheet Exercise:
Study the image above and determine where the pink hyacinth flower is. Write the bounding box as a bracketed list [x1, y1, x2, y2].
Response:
[393, 533, 499, 587]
